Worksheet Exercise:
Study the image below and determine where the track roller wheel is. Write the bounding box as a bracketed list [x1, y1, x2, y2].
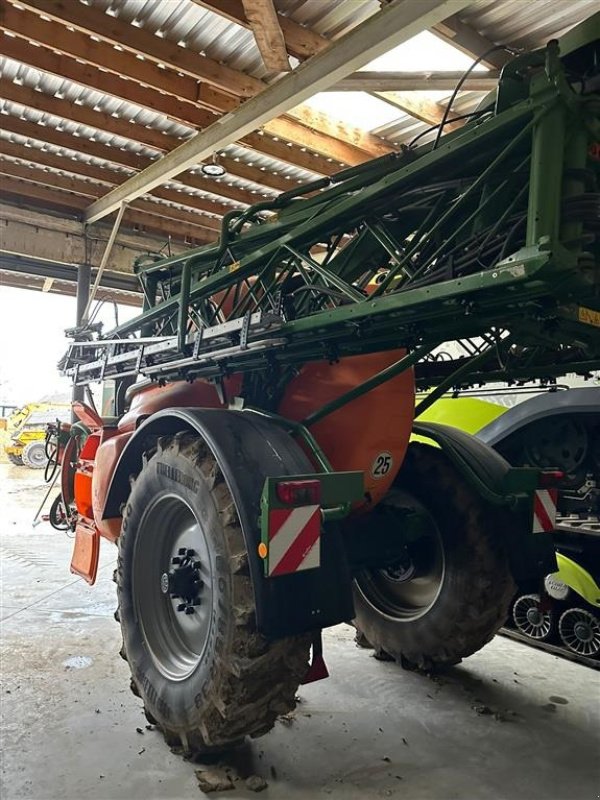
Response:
[512, 594, 555, 641]
[7, 453, 24, 466]
[558, 607, 600, 658]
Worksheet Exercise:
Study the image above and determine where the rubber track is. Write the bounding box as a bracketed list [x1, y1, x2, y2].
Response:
[499, 627, 600, 670]
[117, 432, 311, 755]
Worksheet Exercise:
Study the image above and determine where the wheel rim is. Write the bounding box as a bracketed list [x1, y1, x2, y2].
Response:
[512, 594, 553, 640]
[559, 608, 600, 657]
[27, 444, 47, 467]
[132, 494, 214, 681]
[524, 418, 587, 474]
[355, 514, 445, 621]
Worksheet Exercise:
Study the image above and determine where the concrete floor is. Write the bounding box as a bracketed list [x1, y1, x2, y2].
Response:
[1, 463, 599, 800]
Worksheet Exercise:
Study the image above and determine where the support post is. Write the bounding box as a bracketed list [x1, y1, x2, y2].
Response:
[72, 263, 91, 414]
[82, 203, 127, 323]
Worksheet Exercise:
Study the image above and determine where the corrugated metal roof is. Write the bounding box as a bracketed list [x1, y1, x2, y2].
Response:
[0, 0, 596, 235]
[277, 0, 379, 40]
[459, 1, 596, 49]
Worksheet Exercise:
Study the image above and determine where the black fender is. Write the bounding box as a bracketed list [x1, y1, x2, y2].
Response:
[103, 407, 354, 638]
[411, 420, 556, 581]
[477, 387, 600, 448]
[412, 420, 520, 504]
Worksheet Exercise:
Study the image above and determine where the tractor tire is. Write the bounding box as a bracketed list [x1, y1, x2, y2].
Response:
[21, 441, 48, 469]
[117, 431, 311, 755]
[7, 453, 24, 466]
[353, 443, 516, 669]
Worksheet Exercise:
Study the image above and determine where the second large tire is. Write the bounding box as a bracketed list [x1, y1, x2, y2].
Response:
[353, 443, 516, 669]
[117, 431, 311, 755]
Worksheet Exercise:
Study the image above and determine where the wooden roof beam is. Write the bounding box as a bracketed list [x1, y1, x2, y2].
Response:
[84, 0, 476, 223]
[432, 14, 513, 69]
[0, 145, 230, 221]
[0, 177, 214, 244]
[12, 0, 261, 99]
[7, 0, 391, 164]
[0, 157, 223, 232]
[373, 91, 463, 131]
[191, 0, 328, 60]
[0, 22, 364, 172]
[240, 0, 291, 72]
[333, 70, 499, 92]
[0, 76, 298, 196]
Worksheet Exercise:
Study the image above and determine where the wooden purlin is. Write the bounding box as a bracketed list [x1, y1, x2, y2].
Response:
[432, 15, 513, 70]
[191, 0, 327, 60]
[0, 145, 231, 220]
[193, 0, 463, 139]
[0, 79, 299, 197]
[374, 92, 463, 132]
[240, 0, 291, 72]
[0, 177, 214, 245]
[0, 160, 222, 234]
[0, 27, 344, 177]
[5, 0, 391, 165]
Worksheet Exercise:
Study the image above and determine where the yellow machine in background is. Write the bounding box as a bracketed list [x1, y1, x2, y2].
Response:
[4, 403, 70, 469]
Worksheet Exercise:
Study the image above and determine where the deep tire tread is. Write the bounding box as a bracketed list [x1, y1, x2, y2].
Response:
[118, 432, 310, 756]
[354, 444, 516, 670]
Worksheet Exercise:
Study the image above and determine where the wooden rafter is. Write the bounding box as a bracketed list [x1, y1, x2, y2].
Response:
[12, 0, 261, 98]
[0, 157, 222, 232]
[333, 71, 499, 92]
[240, 0, 291, 72]
[191, 0, 327, 60]
[5, 0, 391, 165]
[432, 14, 512, 69]
[0, 79, 299, 196]
[0, 40, 335, 178]
[0, 177, 214, 244]
[0, 147, 229, 221]
[374, 92, 463, 132]
[0, 22, 371, 173]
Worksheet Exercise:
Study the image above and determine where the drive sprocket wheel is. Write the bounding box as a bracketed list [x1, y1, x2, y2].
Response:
[117, 431, 310, 755]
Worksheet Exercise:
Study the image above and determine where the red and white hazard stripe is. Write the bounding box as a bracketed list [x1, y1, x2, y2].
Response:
[268, 505, 321, 577]
[533, 488, 558, 533]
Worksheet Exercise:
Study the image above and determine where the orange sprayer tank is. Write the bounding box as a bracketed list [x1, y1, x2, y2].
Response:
[278, 349, 414, 509]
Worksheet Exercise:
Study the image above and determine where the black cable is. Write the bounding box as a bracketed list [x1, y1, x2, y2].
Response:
[408, 110, 488, 148]
[432, 44, 517, 151]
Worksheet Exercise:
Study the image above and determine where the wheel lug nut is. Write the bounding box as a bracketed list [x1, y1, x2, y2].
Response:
[178, 548, 186, 556]
[185, 606, 195, 615]
[193, 561, 201, 569]
[177, 603, 186, 612]
[193, 598, 201, 606]
[172, 556, 181, 565]
[186, 549, 196, 557]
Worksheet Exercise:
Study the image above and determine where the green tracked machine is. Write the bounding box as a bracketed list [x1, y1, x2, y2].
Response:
[57, 18, 599, 755]
[417, 389, 600, 662]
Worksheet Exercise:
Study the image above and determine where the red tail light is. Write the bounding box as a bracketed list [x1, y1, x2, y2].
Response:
[276, 480, 321, 506]
[538, 470, 565, 487]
